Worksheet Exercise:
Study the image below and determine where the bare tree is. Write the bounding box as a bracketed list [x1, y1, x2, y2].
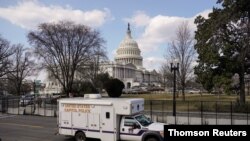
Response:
[165, 21, 196, 101]
[77, 49, 108, 84]
[72, 52, 108, 95]
[28, 21, 105, 97]
[159, 63, 173, 90]
[7, 45, 35, 95]
[0, 36, 14, 78]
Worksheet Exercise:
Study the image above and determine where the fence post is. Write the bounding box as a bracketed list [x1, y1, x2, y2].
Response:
[247, 102, 249, 125]
[51, 103, 53, 116]
[12, 98, 14, 113]
[44, 100, 46, 116]
[187, 101, 189, 125]
[162, 101, 164, 123]
[0, 98, 1, 113]
[18, 98, 19, 115]
[174, 101, 177, 125]
[54, 104, 57, 117]
[0, 98, 2, 113]
[2, 98, 4, 113]
[150, 100, 152, 120]
[31, 103, 33, 115]
[37, 101, 39, 116]
[6, 97, 9, 114]
[216, 101, 218, 125]
[201, 101, 203, 125]
[230, 101, 233, 125]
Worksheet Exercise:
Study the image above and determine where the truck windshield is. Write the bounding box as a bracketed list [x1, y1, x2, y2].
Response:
[134, 114, 152, 126]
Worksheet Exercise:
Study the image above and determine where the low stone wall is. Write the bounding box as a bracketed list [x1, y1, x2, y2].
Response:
[6, 104, 57, 117]
[34, 108, 56, 117]
[4, 107, 250, 125]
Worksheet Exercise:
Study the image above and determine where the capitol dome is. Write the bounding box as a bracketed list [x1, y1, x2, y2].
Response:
[115, 23, 143, 67]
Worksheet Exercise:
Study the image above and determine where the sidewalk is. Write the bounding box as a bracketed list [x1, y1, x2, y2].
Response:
[0, 113, 16, 119]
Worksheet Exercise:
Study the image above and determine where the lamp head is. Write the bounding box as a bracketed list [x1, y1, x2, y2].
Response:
[170, 58, 179, 71]
[173, 59, 179, 65]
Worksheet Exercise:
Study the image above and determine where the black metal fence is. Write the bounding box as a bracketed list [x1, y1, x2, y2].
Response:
[0, 96, 57, 117]
[0, 96, 249, 125]
[144, 100, 250, 125]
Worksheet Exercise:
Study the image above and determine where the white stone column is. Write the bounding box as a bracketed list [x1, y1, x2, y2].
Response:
[119, 68, 121, 78]
[125, 67, 126, 79]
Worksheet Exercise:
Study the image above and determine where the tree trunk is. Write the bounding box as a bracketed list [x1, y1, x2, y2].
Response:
[17, 80, 22, 96]
[182, 88, 185, 101]
[181, 81, 185, 101]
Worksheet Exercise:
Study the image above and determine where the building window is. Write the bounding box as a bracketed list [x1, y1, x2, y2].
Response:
[106, 112, 110, 119]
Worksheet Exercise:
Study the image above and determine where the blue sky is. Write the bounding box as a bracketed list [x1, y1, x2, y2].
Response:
[0, 0, 219, 72]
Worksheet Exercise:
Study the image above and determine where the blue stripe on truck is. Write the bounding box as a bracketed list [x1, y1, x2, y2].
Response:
[59, 126, 147, 136]
[120, 130, 146, 136]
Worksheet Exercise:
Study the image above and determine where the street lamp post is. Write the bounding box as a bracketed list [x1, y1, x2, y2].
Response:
[171, 60, 179, 117]
[123, 62, 126, 88]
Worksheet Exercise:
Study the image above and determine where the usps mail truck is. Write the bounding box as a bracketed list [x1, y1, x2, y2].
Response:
[57, 94, 164, 141]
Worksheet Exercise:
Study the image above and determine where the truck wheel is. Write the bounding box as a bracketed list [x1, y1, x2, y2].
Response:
[146, 137, 158, 141]
[75, 132, 86, 141]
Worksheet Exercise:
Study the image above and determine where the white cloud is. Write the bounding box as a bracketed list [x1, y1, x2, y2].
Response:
[0, 0, 111, 29]
[124, 11, 150, 27]
[27, 69, 48, 83]
[143, 57, 165, 71]
[194, 9, 212, 19]
[138, 15, 188, 52]
[126, 10, 212, 53]
[112, 49, 117, 56]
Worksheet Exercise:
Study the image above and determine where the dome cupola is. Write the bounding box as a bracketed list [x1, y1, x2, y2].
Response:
[115, 23, 143, 67]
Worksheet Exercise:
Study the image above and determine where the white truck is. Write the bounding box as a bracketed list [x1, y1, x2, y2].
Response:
[57, 94, 164, 141]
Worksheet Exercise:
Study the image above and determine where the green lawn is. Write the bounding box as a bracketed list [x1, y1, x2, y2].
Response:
[121, 93, 250, 112]
[121, 92, 250, 102]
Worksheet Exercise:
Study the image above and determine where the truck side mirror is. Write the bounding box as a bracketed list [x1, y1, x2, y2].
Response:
[147, 117, 151, 121]
[132, 123, 140, 129]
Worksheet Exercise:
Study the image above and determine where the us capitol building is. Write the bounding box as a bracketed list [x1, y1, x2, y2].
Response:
[100, 24, 160, 89]
[41, 24, 161, 95]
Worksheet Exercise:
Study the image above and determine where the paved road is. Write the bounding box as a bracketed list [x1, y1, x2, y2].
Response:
[0, 114, 74, 141]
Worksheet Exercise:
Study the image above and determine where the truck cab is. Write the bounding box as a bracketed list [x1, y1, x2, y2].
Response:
[120, 114, 164, 141]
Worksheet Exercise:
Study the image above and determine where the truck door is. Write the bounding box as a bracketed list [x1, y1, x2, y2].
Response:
[88, 113, 100, 131]
[72, 112, 88, 129]
[59, 112, 72, 135]
[101, 106, 115, 141]
[120, 116, 142, 141]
